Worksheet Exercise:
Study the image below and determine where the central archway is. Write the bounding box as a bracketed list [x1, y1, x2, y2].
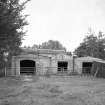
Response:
[20, 60, 36, 75]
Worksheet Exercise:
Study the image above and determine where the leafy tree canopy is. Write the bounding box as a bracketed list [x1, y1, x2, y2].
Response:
[74, 30, 105, 59]
[0, 0, 30, 68]
[32, 40, 66, 51]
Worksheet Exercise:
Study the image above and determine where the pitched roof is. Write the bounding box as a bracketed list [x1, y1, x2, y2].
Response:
[76, 56, 105, 63]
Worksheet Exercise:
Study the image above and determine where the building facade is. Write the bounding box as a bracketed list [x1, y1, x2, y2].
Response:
[11, 48, 73, 76]
[11, 48, 105, 76]
[75, 56, 105, 75]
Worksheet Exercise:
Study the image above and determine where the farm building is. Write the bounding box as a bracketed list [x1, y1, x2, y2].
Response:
[75, 56, 105, 76]
[10, 48, 105, 77]
[11, 48, 73, 76]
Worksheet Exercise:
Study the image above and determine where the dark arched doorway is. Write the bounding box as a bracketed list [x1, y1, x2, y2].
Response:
[20, 60, 35, 75]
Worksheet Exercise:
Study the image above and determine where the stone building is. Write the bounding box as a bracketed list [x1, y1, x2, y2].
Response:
[75, 56, 105, 75]
[11, 48, 105, 76]
[11, 48, 73, 76]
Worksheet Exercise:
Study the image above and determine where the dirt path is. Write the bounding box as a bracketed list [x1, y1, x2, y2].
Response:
[0, 76, 105, 105]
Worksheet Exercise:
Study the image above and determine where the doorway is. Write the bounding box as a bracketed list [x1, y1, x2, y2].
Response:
[20, 60, 35, 75]
[82, 62, 93, 74]
[58, 61, 68, 73]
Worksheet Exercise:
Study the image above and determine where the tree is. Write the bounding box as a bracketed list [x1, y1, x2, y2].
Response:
[32, 40, 66, 51]
[97, 31, 105, 59]
[74, 30, 105, 59]
[0, 0, 30, 68]
[66, 51, 72, 56]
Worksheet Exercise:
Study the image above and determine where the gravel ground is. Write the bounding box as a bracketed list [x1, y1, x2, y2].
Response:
[0, 76, 105, 105]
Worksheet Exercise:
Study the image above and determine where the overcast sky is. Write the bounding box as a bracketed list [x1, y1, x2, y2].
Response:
[22, 0, 105, 52]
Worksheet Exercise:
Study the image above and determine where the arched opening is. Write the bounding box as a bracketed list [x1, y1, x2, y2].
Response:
[20, 60, 35, 75]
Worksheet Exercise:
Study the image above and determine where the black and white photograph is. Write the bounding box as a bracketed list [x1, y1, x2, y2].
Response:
[1, 0, 105, 105]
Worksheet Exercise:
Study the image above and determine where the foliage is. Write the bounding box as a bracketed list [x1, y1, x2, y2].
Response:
[32, 40, 66, 51]
[0, 0, 30, 68]
[66, 51, 72, 56]
[74, 30, 105, 59]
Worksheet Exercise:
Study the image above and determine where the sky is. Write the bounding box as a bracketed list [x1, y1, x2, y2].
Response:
[22, 0, 105, 52]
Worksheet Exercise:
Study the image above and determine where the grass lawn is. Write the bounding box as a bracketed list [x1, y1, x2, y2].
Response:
[0, 75, 105, 105]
